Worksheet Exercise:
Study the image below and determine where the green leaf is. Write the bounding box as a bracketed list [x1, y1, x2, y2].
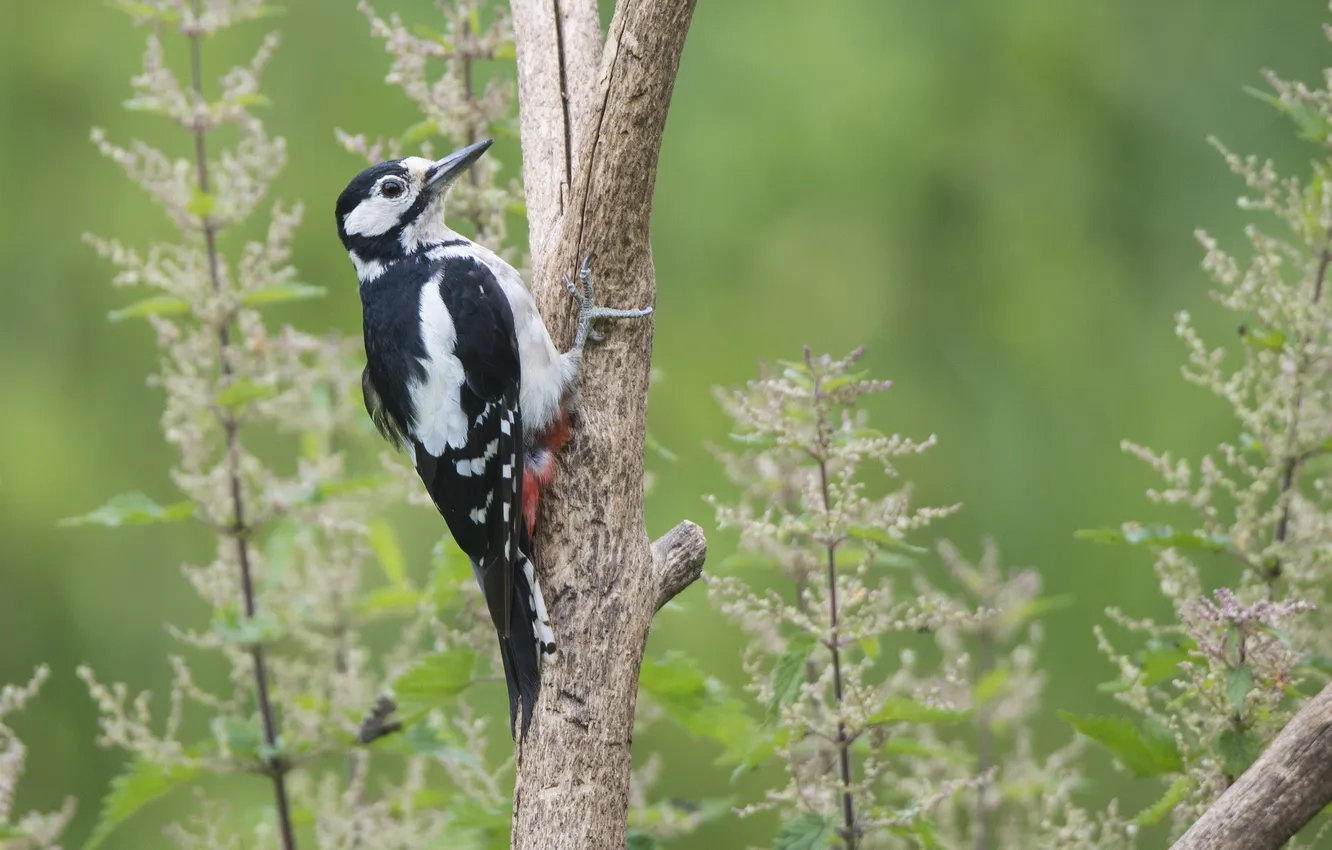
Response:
[492, 42, 516, 61]
[974, 666, 1011, 706]
[1133, 775, 1189, 827]
[105, 0, 180, 22]
[211, 715, 263, 760]
[768, 634, 816, 720]
[429, 535, 475, 610]
[215, 379, 276, 411]
[858, 636, 880, 661]
[0, 821, 26, 839]
[187, 188, 216, 219]
[878, 737, 972, 764]
[1226, 666, 1253, 720]
[410, 24, 452, 48]
[242, 282, 327, 307]
[638, 652, 763, 764]
[393, 649, 477, 718]
[1217, 726, 1263, 778]
[1239, 326, 1286, 350]
[211, 608, 284, 648]
[108, 295, 190, 322]
[82, 759, 197, 850]
[625, 831, 661, 850]
[357, 586, 424, 617]
[847, 525, 926, 553]
[60, 492, 194, 528]
[870, 699, 971, 726]
[775, 812, 832, 850]
[1138, 640, 1196, 688]
[369, 520, 408, 587]
[1075, 524, 1229, 552]
[1059, 712, 1182, 778]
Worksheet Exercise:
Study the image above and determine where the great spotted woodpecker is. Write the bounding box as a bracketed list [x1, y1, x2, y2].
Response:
[334, 139, 651, 735]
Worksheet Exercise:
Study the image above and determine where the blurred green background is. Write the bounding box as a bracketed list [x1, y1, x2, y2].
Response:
[2, 0, 1329, 846]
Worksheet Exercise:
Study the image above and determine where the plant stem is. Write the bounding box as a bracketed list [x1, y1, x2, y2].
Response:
[973, 628, 994, 850]
[187, 9, 296, 850]
[1267, 224, 1332, 589]
[812, 367, 857, 850]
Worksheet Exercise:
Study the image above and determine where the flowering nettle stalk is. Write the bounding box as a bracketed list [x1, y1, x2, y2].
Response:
[0, 668, 75, 849]
[77, 2, 508, 848]
[1080, 17, 1332, 841]
[704, 350, 1134, 850]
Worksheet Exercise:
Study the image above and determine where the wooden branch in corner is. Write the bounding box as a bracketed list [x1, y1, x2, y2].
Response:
[1171, 681, 1332, 850]
[508, 1, 701, 849]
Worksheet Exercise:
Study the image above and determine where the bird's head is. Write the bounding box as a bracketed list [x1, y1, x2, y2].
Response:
[335, 138, 493, 279]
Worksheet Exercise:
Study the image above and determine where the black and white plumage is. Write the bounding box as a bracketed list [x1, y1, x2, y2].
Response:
[334, 139, 651, 736]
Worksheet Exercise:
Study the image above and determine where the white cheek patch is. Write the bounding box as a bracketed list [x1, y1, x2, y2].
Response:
[343, 197, 404, 238]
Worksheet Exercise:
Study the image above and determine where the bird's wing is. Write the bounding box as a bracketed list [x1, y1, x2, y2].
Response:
[362, 365, 407, 448]
[412, 254, 524, 639]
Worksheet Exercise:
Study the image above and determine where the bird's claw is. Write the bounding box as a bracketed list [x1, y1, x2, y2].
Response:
[564, 252, 653, 350]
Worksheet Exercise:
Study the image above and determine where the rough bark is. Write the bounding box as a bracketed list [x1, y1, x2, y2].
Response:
[1171, 681, 1332, 850]
[507, 1, 703, 849]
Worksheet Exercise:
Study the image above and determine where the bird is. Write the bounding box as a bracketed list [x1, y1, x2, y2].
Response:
[334, 138, 652, 736]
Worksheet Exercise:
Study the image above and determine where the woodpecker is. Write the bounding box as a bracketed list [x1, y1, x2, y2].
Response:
[334, 139, 651, 736]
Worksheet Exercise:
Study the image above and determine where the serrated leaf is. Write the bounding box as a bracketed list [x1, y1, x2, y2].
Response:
[60, 492, 194, 528]
[870, 698, 971, 726]
[1138, 640, 1196, 688]
[393, 649, 477, 718]
[768, 634, 815, 720]
[1217, 726, 1263, 777]
[108, 295, 190, 322]
[369, 520, 407, 587]
[775, 812, 831, 850]
[1059, 712, 1182, 778]
[1134, 775, 1189, 826]
[82, 759, 197, 850]
[639, 652, 762, 764]
[1075, 524, 1229, 552]
[215, 379, 276, 410]
[242, 282, 327, 306]
[1226, 666, 1253, 720]
[187, 188, 216, 219]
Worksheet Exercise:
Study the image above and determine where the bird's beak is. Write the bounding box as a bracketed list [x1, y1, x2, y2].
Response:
[425, 139, 494, 192]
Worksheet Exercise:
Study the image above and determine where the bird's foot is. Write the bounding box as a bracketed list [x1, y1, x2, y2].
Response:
[564, 252, 653, 350]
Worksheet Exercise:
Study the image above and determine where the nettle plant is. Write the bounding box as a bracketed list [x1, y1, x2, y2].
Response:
[1076, 15, 1332, 843]
[0, 668, 75, 848]
[75, 2, 524, 848]
[694, 349, 1134, 850]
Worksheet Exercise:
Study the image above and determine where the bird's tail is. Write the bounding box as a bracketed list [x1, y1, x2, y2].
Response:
[499, 548, 557, 738]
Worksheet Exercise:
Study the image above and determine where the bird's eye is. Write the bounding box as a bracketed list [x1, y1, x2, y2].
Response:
[381, 179, 406, 199]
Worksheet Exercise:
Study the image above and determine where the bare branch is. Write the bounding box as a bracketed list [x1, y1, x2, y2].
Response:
[652, 521, 707, 612]
[1172, 681, 1332, 850]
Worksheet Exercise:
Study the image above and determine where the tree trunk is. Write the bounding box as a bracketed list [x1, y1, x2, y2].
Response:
[506, 1, 704, 849]
[1171, 681, 1332, 850]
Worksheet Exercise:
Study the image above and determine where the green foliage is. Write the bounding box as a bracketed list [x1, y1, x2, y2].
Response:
[1133, 776, 1190, 827]
[775, 812, 833, 850]
[868, 699, 972, 726]
[393, 649, 478, 723]
[1059, 712, 1182, 778]
[58, 492, 194, 528]
[1075, 524, 1229, 552]
[82, 759, 198, 850]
